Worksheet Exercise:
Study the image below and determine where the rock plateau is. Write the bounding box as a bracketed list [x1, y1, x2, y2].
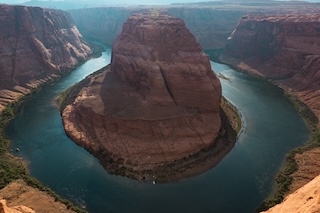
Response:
[0, 5, 93, 113]
[61, 12, 236, 182]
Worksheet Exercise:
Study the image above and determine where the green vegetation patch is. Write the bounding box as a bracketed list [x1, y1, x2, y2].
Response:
[257, 94, 320, 212]
[0, 97, 87, 213]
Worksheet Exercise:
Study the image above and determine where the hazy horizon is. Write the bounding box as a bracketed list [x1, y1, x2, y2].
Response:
[0, 0, 207, 5]
[2, 0, 320, 6]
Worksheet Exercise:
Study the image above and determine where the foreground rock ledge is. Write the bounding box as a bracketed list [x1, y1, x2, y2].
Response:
[261, 174, 320, 213]
[60, 12, 237, 182]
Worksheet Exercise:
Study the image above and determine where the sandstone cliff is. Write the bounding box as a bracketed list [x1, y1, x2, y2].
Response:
[0, 5, 93, 113]
[60, 12, 236, 182]
[0, 199, 34, 213]
[221, 14, 320, 126]
[261, 174, 320, 213]
[69, 7, 245, 51]
[69, 2, 320, 54]
[167, 8, 246, 50]
[69, 7, 133, 45]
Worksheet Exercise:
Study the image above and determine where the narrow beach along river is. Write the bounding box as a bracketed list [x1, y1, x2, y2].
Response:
[6, 48, 310, 213]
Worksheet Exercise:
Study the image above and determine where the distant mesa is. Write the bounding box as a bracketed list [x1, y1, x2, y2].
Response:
[60, 11, 237, 182]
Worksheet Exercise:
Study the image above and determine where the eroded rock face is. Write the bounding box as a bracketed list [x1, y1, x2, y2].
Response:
[70, 7, 133, 45]
[221, 14, 320, 126]
[69, 2, 320, 53]
[167, 8, 246, 50]
[62, 12, 224, 181]
[0, 5, 92, 113]
[0, 199, 35, 213]
[70, 7, 245, 51]
[111, 12, 221, 111]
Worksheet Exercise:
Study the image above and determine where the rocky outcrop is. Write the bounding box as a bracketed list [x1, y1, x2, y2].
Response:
[0, 179, 76, 213]
[221, 14, 320, 126]
[290, 148, 320, 193]
[0, 5, 93, 113]
[261, 174, 320, 213]
[0, 199, 35, 213]
[60, 12, 235, 182]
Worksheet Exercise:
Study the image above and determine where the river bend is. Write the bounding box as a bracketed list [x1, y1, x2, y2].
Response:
[6, 49, 310, 213]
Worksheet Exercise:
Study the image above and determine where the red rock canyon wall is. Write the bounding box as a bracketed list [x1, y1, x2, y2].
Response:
[221, 14, 320, 125]
[0, 5, 93, 113]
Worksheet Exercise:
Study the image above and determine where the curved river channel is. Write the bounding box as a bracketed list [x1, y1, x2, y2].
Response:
[6, 49, 310, 213]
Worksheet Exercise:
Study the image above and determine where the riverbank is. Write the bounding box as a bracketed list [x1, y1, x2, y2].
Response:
[57, 64, 242, 183]
[0, 43, 105, 213]
[0, 100, 87, 213]
[215, 56, 320, 211]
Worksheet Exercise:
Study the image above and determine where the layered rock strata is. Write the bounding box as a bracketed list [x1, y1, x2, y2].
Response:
[221, 14, 320, 127]
[69, 2, 320, 53]
[70, 7, 246, 51]
[61, 13, 235, 182]
[0, 5, 93, 113]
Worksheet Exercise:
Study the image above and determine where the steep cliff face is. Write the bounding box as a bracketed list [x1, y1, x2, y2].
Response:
[61, 12, 232, 182]
[221, 14, 320, 125]
[69, 2, 320, 54]
[0, 5, 93, 113]
[69, 7, 245, 51]
[167, 8, 246, 50]
[111, 11, 221, 111]
[69, 7, 133, 45]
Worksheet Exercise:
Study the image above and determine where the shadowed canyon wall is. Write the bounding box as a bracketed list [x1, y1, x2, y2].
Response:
[69, 7, 246, 50]
[221, 14, 320, 126]
[0, 5, 93, 113]
[69, 1, 320, 52]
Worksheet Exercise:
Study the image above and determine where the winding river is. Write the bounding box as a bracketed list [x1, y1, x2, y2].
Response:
[6, 49, 310, 213]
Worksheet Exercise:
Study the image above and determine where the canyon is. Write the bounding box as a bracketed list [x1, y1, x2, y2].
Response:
[60, 12, 237, 182]
[0, 1, 319, 212]
[221, 14, 320, 127]
[69, 1, 320, 53]
[69, 6, 320, 212]
[0, 5, 93, 113]
[220, 11, 320, 213]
